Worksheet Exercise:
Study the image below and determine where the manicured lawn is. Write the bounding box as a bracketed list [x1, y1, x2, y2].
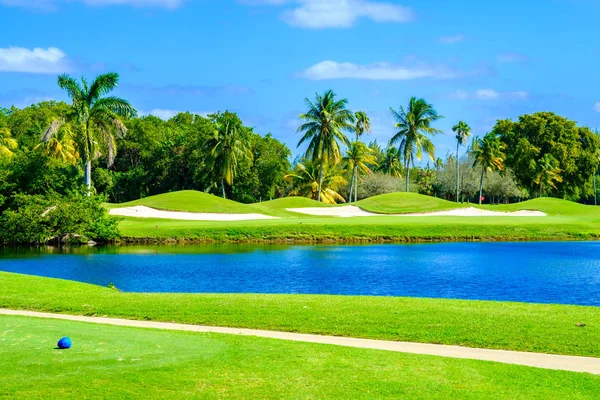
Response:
[2, 272, 600, 357]
[105, 191, 600, 243]
[356, 192, 462, 214]
[2, 315, 600, 399]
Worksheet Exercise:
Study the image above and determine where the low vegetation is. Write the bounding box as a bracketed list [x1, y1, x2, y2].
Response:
[3, 272, 600, 357]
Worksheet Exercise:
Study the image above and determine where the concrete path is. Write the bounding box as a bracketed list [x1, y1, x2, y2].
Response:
[2, 309, 599, 375]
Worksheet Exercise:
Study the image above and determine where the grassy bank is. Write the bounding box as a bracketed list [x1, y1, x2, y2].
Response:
[107, 192, 600, 243]
[2, 272, 600, 357]
[3, 315, 599, 399]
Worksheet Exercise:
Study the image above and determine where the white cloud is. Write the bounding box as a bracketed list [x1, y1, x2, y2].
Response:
[0, 47, 70, 74]
[299, 60, 463, 80]
[497, 52, 529, 64]
[243, 0, 414, 28]
[142, 109, 212, 120]
[0, 0, 185, 11]
[594, 102, 600, 113]
[451, 89, 528, 101]
[439, 34, 464, 44]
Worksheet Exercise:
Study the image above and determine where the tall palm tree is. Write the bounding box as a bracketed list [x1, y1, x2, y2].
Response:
[470, 133, 506, 205]
[533, 154, 563, 197]
[452, 121, 471, 202]
[390, 97, 443, 192]
[284, 160, 346, 204]
[376, 145, 403, 177]
[347, 111, 371, 200]
[344, 141, 377, 202]
[35, 126, 79, 165]
[41, 73, 136, 191]
[0, 127, 18, 159]
[354, 111, 371, 142]
[297, 90, 355, 202]
[205, 113, 253, 198]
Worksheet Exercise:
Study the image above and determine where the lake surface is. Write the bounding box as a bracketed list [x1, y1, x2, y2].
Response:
[2, 242, 600, 305]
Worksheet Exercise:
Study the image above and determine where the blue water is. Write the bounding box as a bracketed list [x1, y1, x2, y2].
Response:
[1, 242, 600, 305]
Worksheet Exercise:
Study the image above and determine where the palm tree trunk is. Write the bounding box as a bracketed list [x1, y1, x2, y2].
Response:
[348, 168, 355, 203]
[353, 165, 358, 202]
[405, 157, 410, 192]
[222, 179, 226, 199]
[479, 168, 484, 205]
[84, 159, 92, 196]
[318, 161, 324, 202]
[456, 142, 460, 203]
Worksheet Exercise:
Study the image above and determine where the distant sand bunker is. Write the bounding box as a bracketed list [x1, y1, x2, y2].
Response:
[109, 205, 278, 221]
[287, 206, 547, 218]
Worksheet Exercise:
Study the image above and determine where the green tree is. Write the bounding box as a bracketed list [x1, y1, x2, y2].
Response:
[0, 127, 18, 158]
[471, 133, 506, 204]
[34, 125, 79, 165]
[452, 121, 471, 202]
[344, 141, 377, 202]
[205, 112, 253, 198]
[494, 112, 600, 199]
[297, 90, 354, 202]
[533, 154, 563, 197]
[390, 97, 443, 192]
[285, 160, 346, 204]
[42, 73, 136, 192]
[347, 111, 371, 201]
[376, 146, 403, 177]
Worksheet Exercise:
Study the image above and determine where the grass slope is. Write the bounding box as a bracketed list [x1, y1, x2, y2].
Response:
[106, 191, 600, 242]
[2, 272, 600, 357]
[356, 192, 462, 214]
[3, 315, 599, 399]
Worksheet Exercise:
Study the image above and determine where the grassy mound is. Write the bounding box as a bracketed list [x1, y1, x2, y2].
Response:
[107, 190, 257, 214]
[481, 197, 600, 217]
[258, 196, 332, 210]
[356, 192, 462, 214]
[3, 271, 600, 357]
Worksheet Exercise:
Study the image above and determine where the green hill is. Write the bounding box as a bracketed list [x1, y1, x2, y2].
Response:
[106, 190, 254, 214]
[479, 197, 600, 217]
[356, 192, 462, 214]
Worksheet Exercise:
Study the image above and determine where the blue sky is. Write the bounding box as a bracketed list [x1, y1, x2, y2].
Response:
[1, 0, 599, 158]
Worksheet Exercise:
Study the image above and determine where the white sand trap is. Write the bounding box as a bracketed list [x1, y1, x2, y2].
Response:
[287, 206, 546, 218]
[109, 205, 278, 221]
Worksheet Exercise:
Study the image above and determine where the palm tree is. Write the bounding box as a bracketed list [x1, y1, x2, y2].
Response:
[0, 127, 18, 159]
[470, 133, 506, 205]
[347, 111, 371, 201]
[354, 111, 371, 141]
[297, 90, 354, 202]
[35, 126, 79, 165]
[285, 160, 347, 204]
[205, 112, 253, 198]
[344, 141, 377, 202]
[533, 154, 563, 197]
[390, 97, 443, 192]
[41, 73, 136, 192]
[452, 121, 471, 202]
[376, 145, 403, 177]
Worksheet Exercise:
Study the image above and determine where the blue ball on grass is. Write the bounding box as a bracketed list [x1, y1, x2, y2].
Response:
[57, 337, 72, 349]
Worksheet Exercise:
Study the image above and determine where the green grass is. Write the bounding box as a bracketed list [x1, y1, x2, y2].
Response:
[3, 315, 599, 399]
[105, 191, 600, 243]
[2, 272, 600, 357]
[356, 192, 463, 214]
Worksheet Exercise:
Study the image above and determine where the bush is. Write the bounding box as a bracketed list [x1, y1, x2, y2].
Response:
[356, 173, 416, 200]
[0, 193, 120, 245]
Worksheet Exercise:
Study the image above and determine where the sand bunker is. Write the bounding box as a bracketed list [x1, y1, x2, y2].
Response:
[287, 206, 547, 218]
[109, 205, 278, 221]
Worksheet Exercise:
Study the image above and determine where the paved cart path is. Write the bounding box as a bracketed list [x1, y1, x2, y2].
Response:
[2, 308, 598, 375]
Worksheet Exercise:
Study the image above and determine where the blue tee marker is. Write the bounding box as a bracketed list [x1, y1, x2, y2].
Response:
[57, 337, 72, 349]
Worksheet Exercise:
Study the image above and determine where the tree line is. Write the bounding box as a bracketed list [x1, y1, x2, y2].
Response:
[1, 72, 599, 244]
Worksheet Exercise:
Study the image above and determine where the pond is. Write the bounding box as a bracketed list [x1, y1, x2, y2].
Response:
[2, 242, 600, 306]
